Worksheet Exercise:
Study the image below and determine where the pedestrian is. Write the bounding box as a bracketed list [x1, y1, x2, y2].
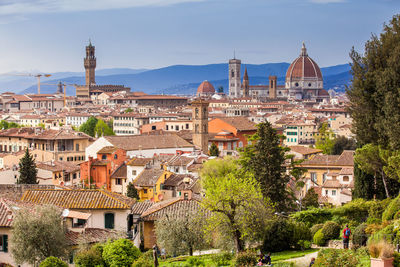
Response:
[309, 257, 315, 266]
[161, 247, 166, 260]
[152, 244, 159, 267]
[264, 252, 271, 266]
[343, 224, 351, 249]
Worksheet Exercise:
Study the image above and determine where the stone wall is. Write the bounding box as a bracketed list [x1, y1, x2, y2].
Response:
[0, 184, 56, 200]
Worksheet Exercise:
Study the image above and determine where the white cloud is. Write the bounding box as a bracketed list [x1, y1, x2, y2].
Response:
[0, 0, 204, 16]
[309, 0, 346, 3]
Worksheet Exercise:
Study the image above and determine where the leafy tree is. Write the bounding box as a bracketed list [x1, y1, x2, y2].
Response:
[332, 136, 357, 155]
[347, 15, 400, 149]
[302, 188, 319, 209]
[355, 144, 390, 198]
[107, 119, 114, 131]
[102, 239, 141, 267]
[126, 182, 139, 200]
[155, 211, 207, 256]
[200, 157, 273, 252]
[208, 143, 219, 157]
[39, 256, 68, 267]
[94, 119, 115, 137]
[315, 122, 335, 155]
[217, 86, 224, 93]
[125, 108, 133, 113]
[17, 148, 38, 184]
[11, 205, 68, 265]
[0, 120, 21, 129]
[239, 121, 289, 211]
[79, 116, 98, 137]
[38, 123, 46, 129]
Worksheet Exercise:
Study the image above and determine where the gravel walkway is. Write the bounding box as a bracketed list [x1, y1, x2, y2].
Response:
[283, 251, 319, 267]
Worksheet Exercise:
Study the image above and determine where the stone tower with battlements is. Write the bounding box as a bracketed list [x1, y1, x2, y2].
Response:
[84, 40, 96, 86]
[192, 99, 209, 154]
[229, 57, 241, 98]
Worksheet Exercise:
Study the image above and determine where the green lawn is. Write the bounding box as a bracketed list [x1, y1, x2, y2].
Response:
[158, 249, 318, 266]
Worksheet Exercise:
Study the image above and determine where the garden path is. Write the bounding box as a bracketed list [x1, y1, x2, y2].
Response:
[283, 251, 319, 267]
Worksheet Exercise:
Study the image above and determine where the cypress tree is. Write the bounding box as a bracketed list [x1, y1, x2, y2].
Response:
[126, 182, 139, 200]
[208, 143, 220, 157]
[18, 148, 38, 184]
[239, 121, 289, 211]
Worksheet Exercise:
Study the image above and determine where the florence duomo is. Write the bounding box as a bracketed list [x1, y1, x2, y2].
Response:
[229, 42, 329, 102]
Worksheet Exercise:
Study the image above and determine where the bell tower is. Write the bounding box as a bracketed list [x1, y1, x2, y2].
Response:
[84, 40, 96, 86]
[242, 67, 249, 97]
[229, 54, 241, 98]
[191, 99, 209, 154]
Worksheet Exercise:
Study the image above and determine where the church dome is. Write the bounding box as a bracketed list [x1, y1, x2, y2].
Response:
[197, 80, 215, 96]
[285, 43, 323, 83]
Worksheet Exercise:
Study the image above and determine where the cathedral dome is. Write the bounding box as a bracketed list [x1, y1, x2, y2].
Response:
[197, 80, 215, 96]
[285, 43, 323, 83]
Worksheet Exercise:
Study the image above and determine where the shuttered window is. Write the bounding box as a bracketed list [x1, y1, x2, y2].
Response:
[104, 213, 115, 229]
[0, 235, 8, 252]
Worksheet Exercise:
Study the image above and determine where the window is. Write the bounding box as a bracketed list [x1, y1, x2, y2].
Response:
[115, 179, 122, 185]
[311, 172, 317, 183]
[143, 189, 148, 194]
[0, 235, 8, 252]
[104, 213, 115, 229]
[102, 155, 107, 160]
[114, 154, 118, 159]
[343, 176, 350, 182]
[76, 144, 79, 151]
[332, 190, 336, 196]
[325, 190, 328, 196]
[132, 170, 137, 176]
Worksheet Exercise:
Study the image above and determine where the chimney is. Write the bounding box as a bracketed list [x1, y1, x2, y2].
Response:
[269, 76, 277, 99]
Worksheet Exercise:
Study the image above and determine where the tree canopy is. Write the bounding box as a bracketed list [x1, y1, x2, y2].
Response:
[200, 157, 272, 252]
[11, 205, 68, 265]
[208, 143, 220, 157]
[94, 119, 115, 137]
[79, 116, 98, 137]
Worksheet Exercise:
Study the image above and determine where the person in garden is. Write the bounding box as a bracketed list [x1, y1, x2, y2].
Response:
[264, 252, 271, 265]
[309, 257, 315, 266]
[343, 224, 351, 249]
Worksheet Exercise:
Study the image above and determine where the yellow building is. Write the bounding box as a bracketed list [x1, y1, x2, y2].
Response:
[133, 167, 172, 202]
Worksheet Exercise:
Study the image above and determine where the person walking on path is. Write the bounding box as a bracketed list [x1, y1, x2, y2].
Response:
[343, 224, 351, 249]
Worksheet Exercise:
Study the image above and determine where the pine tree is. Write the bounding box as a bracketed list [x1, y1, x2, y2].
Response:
[126, 182, 139, 200]
[239, 121, 289, 211]
[208, 143, 219, 157]
[18, 148, 38, 184]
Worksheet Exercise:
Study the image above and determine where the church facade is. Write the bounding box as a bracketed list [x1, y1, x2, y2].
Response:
[228, 43, 330, 102]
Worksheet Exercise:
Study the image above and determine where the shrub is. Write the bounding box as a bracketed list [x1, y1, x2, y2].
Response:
[262, 218, 311, 252]
[233, 251, 257, 267]
[290, 208, 332, 227]
[211, 252, 233, 266]
[313, 229, 326, 246]
[132, 250, 153, 267]
[368, 240, 395, 259]
[352, 223, 368, 247]
[185, 256, 205, 266]
[310, 224, 324, 238]
[383, 195, 400, 221]
[39, 257, 68, 267]
[331, 198, 372, 223]
[314, 249, 360, 266]
[75, 244, 105, 267]
[297, 240, 311, 250]
[321, 221, 340, 240]
[102, 239, 141, 267]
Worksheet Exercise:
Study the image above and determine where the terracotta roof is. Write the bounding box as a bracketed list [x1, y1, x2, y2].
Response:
[111, 163, 127, 179]
[335, 150, 354, 166]
[66, 228, 122, 246]
[216, 117, 257, 131]
[131, 200, 154, 215]
[36, 161, 80, 173]
[104, 134, 194, 151]
[167, 155, 194, 166]
[289, 146, 322, 155]
[134, 169, 165, 187]
[98, 146, 119, 154]
[91, 160, 109, 166]
[127, 157, 152, 166]
[141, 198, 205, 221]
[21, 189, 134, 209]
[197, 80, 215, 95]
[339, 167, 354, 175]
[322, 179, 341, 188]
[301, 150, 354, 167]
[0, 198, 13, 227]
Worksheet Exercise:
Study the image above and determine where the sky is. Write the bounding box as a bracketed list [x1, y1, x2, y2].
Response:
[0, 0, 399, 73]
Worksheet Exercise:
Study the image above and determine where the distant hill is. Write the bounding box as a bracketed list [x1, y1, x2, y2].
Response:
[19, 63, 351, 95]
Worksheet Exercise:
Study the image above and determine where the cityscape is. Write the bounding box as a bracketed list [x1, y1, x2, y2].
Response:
[0, 1, 399, 266]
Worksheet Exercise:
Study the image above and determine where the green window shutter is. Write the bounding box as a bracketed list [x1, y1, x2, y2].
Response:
[104, 213, 115, 229]
[3, 235, 8, 252]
